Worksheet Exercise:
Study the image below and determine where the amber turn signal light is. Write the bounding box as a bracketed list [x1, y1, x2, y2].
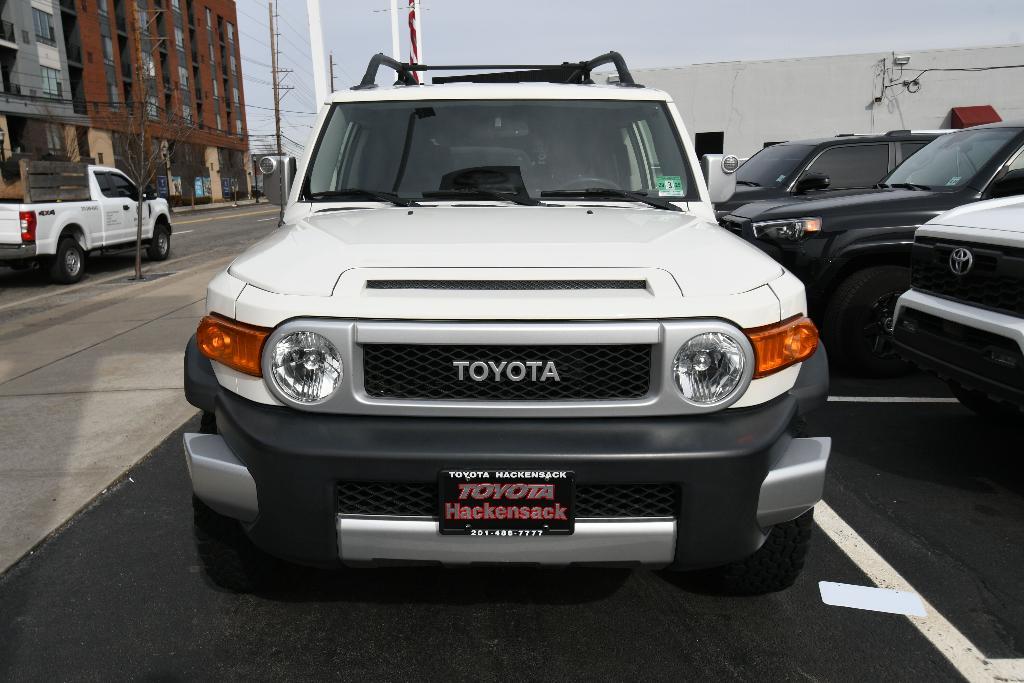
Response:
[196, 314, 271, 377]
[745, 315, 819, 379]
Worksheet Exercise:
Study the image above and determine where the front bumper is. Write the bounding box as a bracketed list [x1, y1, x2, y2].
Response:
[894, 289, 1024, 407]
[183, 338, 830, 569]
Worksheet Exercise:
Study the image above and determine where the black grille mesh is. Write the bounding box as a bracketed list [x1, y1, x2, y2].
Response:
[366, 280, 647, 290]
[337, 482, 678, 518]
[911, 240, 1024, 316]
[363, 344, 651, 400]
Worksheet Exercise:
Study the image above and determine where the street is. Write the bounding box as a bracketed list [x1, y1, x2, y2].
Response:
[0, 205, 1021, 680]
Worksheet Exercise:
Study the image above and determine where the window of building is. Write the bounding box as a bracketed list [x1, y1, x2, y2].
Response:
[179, 65, 189, 89]
[235, 118, 242, 135]
[102, 35, 114, 64]
[183, 102, 192, 122]
[174, 26, 184, 49]
[32, 8, 55, 45]
[98, 0, 109, 15]
[232, 86, 238, 105]
[804, 144, 890, 189]
[108, 79, 119, 107]
[46, 125, 63, 155]
[41, 66, 61, 98]
[211, 78, 217, 97]
[171, 0, 180, 9]
[216, 112, 221, 129]
[226, 22, 234, 42]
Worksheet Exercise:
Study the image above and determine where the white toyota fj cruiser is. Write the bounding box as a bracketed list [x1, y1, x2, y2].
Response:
[182, 52, 831, 593]
[895, 194, 1024, 416]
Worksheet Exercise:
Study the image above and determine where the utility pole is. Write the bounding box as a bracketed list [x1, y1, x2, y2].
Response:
[269, 0, 284, 225]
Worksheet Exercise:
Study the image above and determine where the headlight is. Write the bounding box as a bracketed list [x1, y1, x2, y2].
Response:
[269, 331, 343, 403]
[672, 332, 746, 405]
[751, 217, 821, 241]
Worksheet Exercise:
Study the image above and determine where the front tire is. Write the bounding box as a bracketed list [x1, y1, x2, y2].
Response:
[703, 509, 814, 595]
[147, 222, 171, 261]
[193, 495, 277, 593]
[823, 265, 911, 377]
[48, 237, 85, 284]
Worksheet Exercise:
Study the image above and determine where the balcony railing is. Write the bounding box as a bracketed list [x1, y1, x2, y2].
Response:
[3, 82, 22, 96]
[66, 43, 83, 64]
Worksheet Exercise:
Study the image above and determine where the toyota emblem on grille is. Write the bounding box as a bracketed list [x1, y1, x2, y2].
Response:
[453, 360, 561, 382]
[949, 247, 974, 276]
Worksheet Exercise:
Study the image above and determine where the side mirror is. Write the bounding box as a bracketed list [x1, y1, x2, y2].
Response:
[793, 172, 831, 195]
[990, 169, 1024, 199]
[259, 155, 297, 206]
[143, 185, 158, 201]
[701, 154, 739, 204]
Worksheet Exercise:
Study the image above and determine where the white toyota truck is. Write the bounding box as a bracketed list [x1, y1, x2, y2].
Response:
[895, 194, 1024, 416]
[182, 52, 831, 593]
[0, 163, 172, 283]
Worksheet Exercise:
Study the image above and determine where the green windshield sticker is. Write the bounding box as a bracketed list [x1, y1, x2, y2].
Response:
[656, 175, 683, 196]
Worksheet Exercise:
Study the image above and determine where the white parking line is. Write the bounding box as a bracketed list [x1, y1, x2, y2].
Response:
[174, 230, 195, 235]
[255, 217, 276, 222]
[816, 501, 1024, 682]
[828, 396, 960, 404]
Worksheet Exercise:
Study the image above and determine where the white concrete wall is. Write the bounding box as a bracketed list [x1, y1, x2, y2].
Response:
[634, 44, 1024, 158]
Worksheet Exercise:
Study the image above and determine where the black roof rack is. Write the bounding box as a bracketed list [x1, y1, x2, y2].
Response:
[352, 51, 642, 90]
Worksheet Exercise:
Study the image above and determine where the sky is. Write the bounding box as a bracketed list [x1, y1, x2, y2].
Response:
[233, 0, 1024, 154]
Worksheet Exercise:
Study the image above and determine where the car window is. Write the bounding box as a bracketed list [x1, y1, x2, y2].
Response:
[735, 144, 813, 188]
[96, 172, 116, 198]
[804, 144, 890, 189]
[1006, 146, 1024, 173]
[886, 128, 1019, 189]
[900, 142, 928, 163]
[108, 173, 138, 200]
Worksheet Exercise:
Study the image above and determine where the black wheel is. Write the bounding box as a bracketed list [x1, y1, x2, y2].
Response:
[703, 509, 815, 595]
[193, 495, 277, 593]
[48, 236, 85, 284]
[823, 265, 911, 377]
[948, 382, 1021, 419]
[147, 222, 171, 261]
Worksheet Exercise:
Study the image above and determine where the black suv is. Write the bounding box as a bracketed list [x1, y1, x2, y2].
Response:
[716, 131, 941, 216]
[721, 122, 1024, 376]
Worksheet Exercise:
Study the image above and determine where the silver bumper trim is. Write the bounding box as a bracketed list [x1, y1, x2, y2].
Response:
[183, 432, 259, 522]
[757, 436, 831, 527]
[337, 516, 677, 566]
[0, 243, 36, 260]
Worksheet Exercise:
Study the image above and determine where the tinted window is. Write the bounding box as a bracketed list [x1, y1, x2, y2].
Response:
[305, 100, 699, 200]
[886, 128, 1019, 189]
[108, 173, 137, 200]
[804, 144, 889, 188]
[735, 144, 813, 188]
[900, 142, 928, 162]
[96, 173, 117, 198]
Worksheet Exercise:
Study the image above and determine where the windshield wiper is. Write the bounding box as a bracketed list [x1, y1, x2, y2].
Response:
[876, 182, 932, 191]
[422, 189, 543, 207]
[307, 188, 420, 207]
[540, 188, 682, 212]
[735, 180, 761, 187]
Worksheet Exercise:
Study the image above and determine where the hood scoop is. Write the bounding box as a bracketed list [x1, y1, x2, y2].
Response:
[365, 279, 648, 291]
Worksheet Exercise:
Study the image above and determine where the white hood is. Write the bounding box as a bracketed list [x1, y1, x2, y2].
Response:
[228, 205, 782, 298]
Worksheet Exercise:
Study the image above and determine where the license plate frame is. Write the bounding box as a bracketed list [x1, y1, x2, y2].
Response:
[438, 470, 575, 536]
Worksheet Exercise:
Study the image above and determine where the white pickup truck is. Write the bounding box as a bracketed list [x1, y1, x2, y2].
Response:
[0, 164, 172, 283]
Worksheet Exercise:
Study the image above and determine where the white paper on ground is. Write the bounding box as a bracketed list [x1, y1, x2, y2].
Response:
[819, 581, 927, 617]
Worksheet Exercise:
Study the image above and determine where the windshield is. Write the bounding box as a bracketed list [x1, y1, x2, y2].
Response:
[303, 100, 698, 202]
[884, 128, 1018, 189]
[736, 144, 814, 188]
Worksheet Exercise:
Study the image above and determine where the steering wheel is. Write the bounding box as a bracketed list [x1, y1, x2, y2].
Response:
[555, 177, 624, 191]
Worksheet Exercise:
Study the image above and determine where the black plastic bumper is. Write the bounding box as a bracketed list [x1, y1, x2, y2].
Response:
[184, 336, 829, 569]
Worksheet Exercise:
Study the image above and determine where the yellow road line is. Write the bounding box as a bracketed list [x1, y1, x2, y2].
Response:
[173, 208, 277, 225]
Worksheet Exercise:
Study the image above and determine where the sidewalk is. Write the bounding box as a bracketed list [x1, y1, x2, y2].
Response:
[0, 258, 229, 573]
[171, 198, 264, 216]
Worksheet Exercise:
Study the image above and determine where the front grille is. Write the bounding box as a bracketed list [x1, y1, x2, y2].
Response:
[366, 279, 647, 290]
[363, 344, 652, 401]
[911, 238, 1024, 317]
[337, 482, 678, 518]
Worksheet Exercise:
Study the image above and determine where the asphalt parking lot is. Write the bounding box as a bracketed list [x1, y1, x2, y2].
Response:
[0, 369, 1020, 681]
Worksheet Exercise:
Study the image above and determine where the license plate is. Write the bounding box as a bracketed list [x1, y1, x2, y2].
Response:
[438, 470, 575, 536]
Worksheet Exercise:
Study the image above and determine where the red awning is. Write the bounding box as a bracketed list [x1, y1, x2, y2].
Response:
[950, 105, 1002, 129]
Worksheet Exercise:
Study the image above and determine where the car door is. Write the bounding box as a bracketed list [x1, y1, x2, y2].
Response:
[95, 172, 126, 245]
[799, 144, 891, 192]
[106, 172, 140, 243]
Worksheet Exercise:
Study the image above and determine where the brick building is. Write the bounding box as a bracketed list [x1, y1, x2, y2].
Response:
[0, 0, 250, 202]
